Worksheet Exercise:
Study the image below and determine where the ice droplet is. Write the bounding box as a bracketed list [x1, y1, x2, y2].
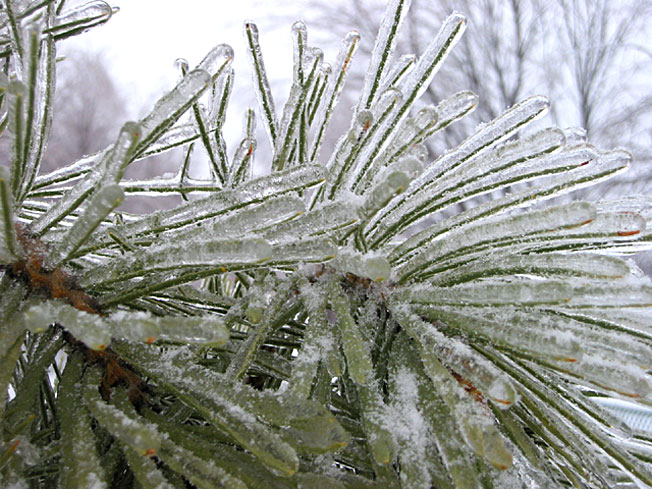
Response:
[291, 20, 308, 84]
[174, 57, 189, 75]
[197, 43, 234, 81]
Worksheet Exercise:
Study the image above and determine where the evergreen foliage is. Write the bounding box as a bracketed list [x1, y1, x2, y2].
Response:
[2, 0, 652, 487]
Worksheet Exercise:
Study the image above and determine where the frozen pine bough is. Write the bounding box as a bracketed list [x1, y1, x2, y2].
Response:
[2, 0, 652, 487]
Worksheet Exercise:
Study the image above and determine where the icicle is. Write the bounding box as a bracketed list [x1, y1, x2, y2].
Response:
[197, 43, 234, 82]
[135, 69, 211, 156]
[109, 311, 229, 346]
[270, 237, 337, 264]
[244, 21, 277, 146]
[101, 121, 141, 184]
[22, 301, 111, 351]
[48, 1, 113, 40]
[48, 183, 124, 267]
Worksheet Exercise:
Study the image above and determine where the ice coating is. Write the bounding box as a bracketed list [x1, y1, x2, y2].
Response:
[358, 0, 412, 111]
[291, 21, 308, 84]
[269, 236, 338, 264]
[109, 311, 229, 346]
[395, 201, 596, 274]
[396, 12, 467, 111]
[309, 30, 360, 162]
[6, 0, 652, 485]
[379, 53, 416, 93]
[331, 285, 374, 385]
[229, 137, 256, 186]
[48, 184, 124, 267]
[395, 309, 518, 407]
[85, 387, 162, 456]
[273, 46, 323, 170]
[244, 20, 278, 145]
[396, 279, 573, 307]
[263, 201, 359, 243]
[358, 170, 410, 220]
[0, 166, 21, 262]
[419, 95, 550, 185]
[424, 252, 633, 286]
[111, 342, 304, 476]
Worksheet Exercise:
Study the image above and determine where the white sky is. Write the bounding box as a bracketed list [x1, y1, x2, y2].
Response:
[61, 0, 301, 114]
[58, 0, 346, 172]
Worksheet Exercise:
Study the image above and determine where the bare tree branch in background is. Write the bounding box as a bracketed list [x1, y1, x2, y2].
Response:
[546, 0, 652, 197]
[292, 0, 652, 192]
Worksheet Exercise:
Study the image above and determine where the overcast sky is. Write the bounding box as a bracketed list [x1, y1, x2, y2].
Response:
[61, 1, 303, 111]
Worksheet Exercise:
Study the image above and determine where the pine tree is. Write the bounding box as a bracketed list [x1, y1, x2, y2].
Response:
[2, 1, 652, 487]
